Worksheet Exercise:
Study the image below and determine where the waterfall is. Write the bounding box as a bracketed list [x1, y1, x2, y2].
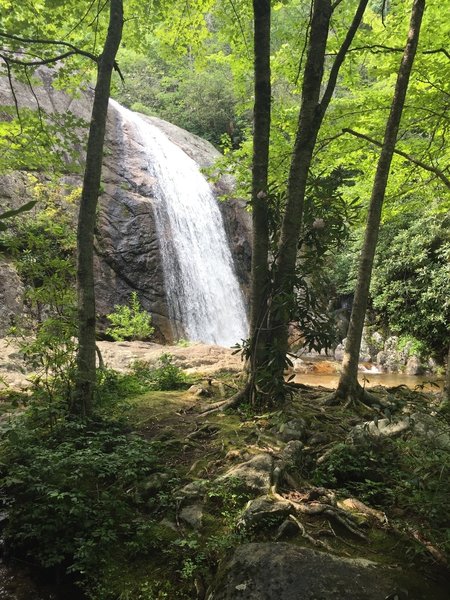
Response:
[109, 99, 249, 346]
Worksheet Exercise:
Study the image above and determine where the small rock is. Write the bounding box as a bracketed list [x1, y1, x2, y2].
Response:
[280, 440, 304, 465]
[276, 518, 300, 540]
[278, 419, 306, 442]
[140, 472, 170, 498]
[218, 453, 273, 495]
[179, 504, 203, 529]
[178, 480, 209, 501]
[195, 387, 212, 397]
[307, 432, 329, 445]
[225, 449, 242, 461]
[239, 495, 292, 528]
[350, 417, 411, 441]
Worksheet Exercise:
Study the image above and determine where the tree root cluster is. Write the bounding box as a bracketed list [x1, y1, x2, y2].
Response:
[270, 485, 370, 545]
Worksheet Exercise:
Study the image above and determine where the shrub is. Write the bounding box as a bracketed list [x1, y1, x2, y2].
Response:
[106, 292, 154, 341]
[131, 354, 187, 391]
[0, 416, 166, 592]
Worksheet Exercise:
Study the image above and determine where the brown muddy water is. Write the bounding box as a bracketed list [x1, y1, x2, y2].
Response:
[293, 371, 444, 390]
[292, 359, 444, 391]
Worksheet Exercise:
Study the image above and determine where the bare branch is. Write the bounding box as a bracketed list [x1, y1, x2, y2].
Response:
[424, 47, 450, 60]
[0, 50, 85, 67]
[331, 0, 345, 11]
[343, 127, 450, 189]
[228, 0, 250, 57]
[0, 31, 98, 62]
[295, 0, 314, 86]
[327, 44, 450, 60]
[0, 56, 22, 128]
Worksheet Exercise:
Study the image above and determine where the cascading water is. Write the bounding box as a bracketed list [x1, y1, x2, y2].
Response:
[109, 99, 249, 346]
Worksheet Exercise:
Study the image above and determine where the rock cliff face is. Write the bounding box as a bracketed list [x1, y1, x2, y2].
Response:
[0, 73, 251, 341]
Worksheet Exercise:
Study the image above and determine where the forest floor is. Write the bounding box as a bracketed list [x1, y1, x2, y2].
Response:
[0, 349, 449, 599]
[107, 375, 450, 598]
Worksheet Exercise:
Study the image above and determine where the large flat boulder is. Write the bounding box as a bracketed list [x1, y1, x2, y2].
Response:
[208, 542, 434, 600]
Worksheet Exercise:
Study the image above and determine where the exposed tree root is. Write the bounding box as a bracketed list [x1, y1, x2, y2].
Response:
[198, 383, 251, 415]
[270, 489, 367, 541]
[321, 387, 388, 409]
[407, 528, 449, 569]
[286, 514, 334, 552]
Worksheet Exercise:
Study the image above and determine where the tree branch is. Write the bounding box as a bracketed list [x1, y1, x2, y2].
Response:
[318, 0, 369, 116]
[0, 31, 98, 61]
[0, 50, 91, 67]
[327, 44, 450, 60]
[343, 127, 450, 188]
[0, 56, 21, 126]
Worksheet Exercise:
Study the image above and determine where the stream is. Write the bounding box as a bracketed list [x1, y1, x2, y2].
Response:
[293, 370, 444, 391]
[291, 356, 444, 391]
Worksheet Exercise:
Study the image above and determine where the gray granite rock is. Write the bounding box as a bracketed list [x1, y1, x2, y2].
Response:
[218, 453, 273, 495]
[207, 543, 431, 600]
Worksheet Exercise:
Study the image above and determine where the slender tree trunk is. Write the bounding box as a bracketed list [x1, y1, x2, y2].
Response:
[442, 340, 450, 411]
[264, 0, 369, 400]
[247, 0, 271, 405]
[336, 0, 425, 402]
[72, 0, 123, 416]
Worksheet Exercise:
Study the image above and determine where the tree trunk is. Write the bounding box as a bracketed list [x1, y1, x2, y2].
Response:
[247, 0, 271, 405]
[442, 340, 450, 412]
[336, 0, 425, 402]
[72, 0, 123, 416]
[264, 0, 369, 400]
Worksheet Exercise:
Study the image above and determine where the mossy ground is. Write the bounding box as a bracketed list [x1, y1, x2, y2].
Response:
[1, 376, 449, 599]
[97, 378, 449, 599]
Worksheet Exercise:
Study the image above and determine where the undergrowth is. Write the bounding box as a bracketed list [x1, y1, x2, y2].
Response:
[312, 434, 450, 558]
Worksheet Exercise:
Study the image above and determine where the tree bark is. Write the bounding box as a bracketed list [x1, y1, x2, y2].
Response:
[72, 0, 123, 416]
[336, 0, 425, 401]
[442, 340, 450, 411]
[247, 0, 272, 404]
[264, 0, 369, 400]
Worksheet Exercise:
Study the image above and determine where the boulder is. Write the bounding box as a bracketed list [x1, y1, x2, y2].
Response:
[238, 495, 292, 528]
[218, 453, 273, 495]
[179, 504, 203, 529]
[208, 543, 412, 600]
[405, 356, 424, 375]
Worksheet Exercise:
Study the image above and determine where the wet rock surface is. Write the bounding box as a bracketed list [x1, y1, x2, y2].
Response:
[0, 73, 251, 342]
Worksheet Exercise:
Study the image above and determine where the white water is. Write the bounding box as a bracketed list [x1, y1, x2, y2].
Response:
[109, 99, 249, 346]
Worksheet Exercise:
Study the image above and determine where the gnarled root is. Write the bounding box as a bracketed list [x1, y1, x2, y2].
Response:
[270, 490, 367, 541]
[199, 383, 251, 416]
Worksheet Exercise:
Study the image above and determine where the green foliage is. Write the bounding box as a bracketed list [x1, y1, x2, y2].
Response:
[1, 181, 78, 321]
[131, 354, 187, 391]
[95, 367, 148, 410]
[1, 182, 79, 406]
[0, 416, 164, 583]
[0, 200, 37, 231]
[371, 213, 450, 359]
[106, 292, 154, 342]
[313, 440, 396, 506]
[312, 433, 450, 555]
[112, 47, 245, 148]
[397, 335, 427, 359]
